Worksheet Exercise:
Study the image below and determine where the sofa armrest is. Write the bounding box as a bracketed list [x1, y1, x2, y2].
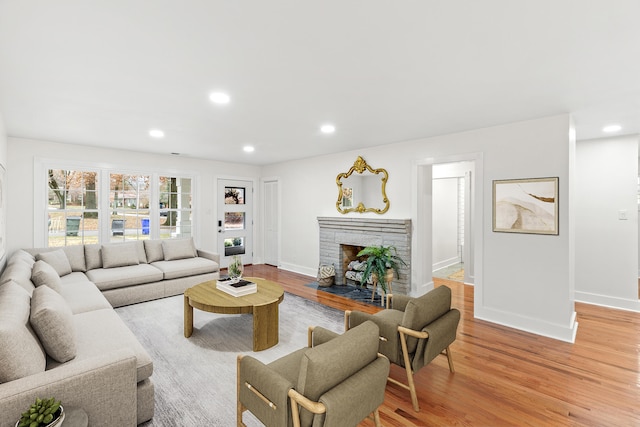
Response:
[196, 249, 220, 265]
[0, 348, 138, 427]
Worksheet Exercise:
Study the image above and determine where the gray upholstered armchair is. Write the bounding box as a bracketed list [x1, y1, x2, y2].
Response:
[237, 320, 390, 427]
[345, 285, 460, 412]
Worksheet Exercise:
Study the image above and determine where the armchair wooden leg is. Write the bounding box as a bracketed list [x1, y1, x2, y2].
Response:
[399, 331, 420, 412]
[445, 345, 455, 372]
[237, 356, 246, 427]
[373, 408, 382, 427]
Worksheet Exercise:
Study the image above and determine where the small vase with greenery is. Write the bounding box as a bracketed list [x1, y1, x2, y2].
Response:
[17, 397, 63, 427]
[357, 245, 407, 294]
[228, 255, 244, 280]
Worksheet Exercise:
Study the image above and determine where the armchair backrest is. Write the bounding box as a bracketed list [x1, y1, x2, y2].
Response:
[296, 320, 381, 426]
[401, 286, 452, 353]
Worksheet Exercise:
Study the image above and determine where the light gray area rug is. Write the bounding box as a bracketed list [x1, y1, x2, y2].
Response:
[115, 292, 344, 426]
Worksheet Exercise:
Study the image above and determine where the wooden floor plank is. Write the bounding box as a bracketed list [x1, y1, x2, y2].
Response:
[242, 265, 640, 426]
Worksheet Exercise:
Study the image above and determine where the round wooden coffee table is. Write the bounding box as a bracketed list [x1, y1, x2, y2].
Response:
[183, 277, 284, 351]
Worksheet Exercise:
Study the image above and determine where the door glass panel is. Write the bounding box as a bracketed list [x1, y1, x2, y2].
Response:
[224, 237, 245, 256]
[224, 212, 245, 230]
[224, 187, 245, 204]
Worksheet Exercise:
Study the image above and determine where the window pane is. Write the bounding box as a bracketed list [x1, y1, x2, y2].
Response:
[225, 187, 245, 204]
[224, 212, 245, 230]
[224, 237, 245, 256]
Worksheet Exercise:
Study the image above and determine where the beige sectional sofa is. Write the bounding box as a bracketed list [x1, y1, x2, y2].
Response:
[0, 238, 220, 426]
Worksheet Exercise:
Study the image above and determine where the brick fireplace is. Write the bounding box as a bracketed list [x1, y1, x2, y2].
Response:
[318, 217, 412, 295]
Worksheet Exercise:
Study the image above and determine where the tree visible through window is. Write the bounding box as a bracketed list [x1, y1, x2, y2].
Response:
[109, 173, 150, 242]
[47, 169, 99, 246]
[159, 176, 192, 239]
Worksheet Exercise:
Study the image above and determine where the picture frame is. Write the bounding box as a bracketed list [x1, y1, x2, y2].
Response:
[493, 177, 559, 235]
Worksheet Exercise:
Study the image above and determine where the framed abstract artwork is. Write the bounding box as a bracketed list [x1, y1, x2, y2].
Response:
[493, 177, 559, 235]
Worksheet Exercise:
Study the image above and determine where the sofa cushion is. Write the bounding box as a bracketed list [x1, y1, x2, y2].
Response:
[151, 257, 218, 280]
[36, 250, 72, 277]
[49, 308, 153, 382]
[10, 249, 36, 268]
[31, 260, 63, 293]
[0, 259, 35, 295]
[59, 279, 113, 314]
[102, 242, 140, 268]
[144, 240, 164, 262]
[86, 264, 164, 291]
[162, 238, 196, 261]
[30, 285, 77, 363]
[401, 286, 452, 353]
[62, 245, 87, 272]
[297, 320, 379, 402]
[0, 282, 46, 383]
[85, 244, 103, 270]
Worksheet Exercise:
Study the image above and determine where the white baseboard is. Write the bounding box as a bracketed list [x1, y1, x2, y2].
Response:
[575, 291, 640, 312]
[432, 256, 461, 271]
[279, 262, 316, 279]
[474, 306, 578, 343]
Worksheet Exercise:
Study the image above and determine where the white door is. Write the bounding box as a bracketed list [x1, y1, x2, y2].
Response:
[264, 179, 279, 266]
[217, 179, 253, 268]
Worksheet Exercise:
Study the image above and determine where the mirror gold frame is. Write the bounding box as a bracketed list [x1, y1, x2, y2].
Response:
[336, 156, 389, 214]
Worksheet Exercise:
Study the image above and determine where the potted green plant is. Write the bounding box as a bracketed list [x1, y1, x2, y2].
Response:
[357, 245, 407, 294]
[16, 397, 64, 427]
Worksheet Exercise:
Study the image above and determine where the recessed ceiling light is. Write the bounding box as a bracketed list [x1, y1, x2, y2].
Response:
[320, 124, 336, 134]
[602, 124, 622, 133]
[149, 129, 164, 138]
[209, 92, 230, 105]
[243, 146, 255, 153]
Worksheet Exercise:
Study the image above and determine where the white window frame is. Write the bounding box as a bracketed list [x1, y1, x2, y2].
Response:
[34, 157, 197, 247]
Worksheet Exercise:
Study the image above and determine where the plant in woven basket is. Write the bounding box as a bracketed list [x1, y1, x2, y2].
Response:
[357, 245, 406, 294]
[17, 397, 62, 427]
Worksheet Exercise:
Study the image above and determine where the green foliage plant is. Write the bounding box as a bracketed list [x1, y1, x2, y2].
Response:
[18, 397, 61, 427]
[357, 245, 407, 293]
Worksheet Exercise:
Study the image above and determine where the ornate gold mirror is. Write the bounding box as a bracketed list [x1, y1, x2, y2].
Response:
[336, 156, 389, 214]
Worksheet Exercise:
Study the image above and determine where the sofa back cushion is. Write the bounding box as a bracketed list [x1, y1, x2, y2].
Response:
[101, 242, 141, 268]
[401, 285, 452, 353]
[85, 244, 103, 270]
[31, 260, 62, 293]
[30, 285, 77, 363]
[162, 238, 196, 261]
[297, 320, 379, 402]
[35, 250, 72, 277]
[144, 240, 164, 262]
[0, 259, 35, 295]
[0, 282, 46, 383]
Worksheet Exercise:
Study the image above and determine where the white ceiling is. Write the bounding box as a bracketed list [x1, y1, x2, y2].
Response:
[1, 1, 639, 166]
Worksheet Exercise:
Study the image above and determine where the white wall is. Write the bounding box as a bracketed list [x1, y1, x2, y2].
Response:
[0, 113, 8, 267]
[575, 135, 639, 310]
[263, 114, 577, 342]
[432, 178, 459, 270]
[6, 138, 261, 258]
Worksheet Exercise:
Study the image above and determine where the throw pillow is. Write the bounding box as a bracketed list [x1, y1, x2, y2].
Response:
[31, 260, 63, 293]
[30, 285, 77, 363]
[35, 250, 72, 277]
[143, 240, 164, 263]
[101, 242, 140, 268]
[84, 244, 103, 270]
[162, 238, 197, 261]
[0, 282, 47, 382]
[62, 245, 87, 272]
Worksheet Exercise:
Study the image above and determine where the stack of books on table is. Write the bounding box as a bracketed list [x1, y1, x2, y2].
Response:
[216, 278, 257, 297]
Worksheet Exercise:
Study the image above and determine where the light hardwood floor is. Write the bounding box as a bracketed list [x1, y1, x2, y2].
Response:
[242, 264, 640, 427]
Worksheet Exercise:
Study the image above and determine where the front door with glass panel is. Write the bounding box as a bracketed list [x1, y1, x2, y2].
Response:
[218, 179, 253, 268]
